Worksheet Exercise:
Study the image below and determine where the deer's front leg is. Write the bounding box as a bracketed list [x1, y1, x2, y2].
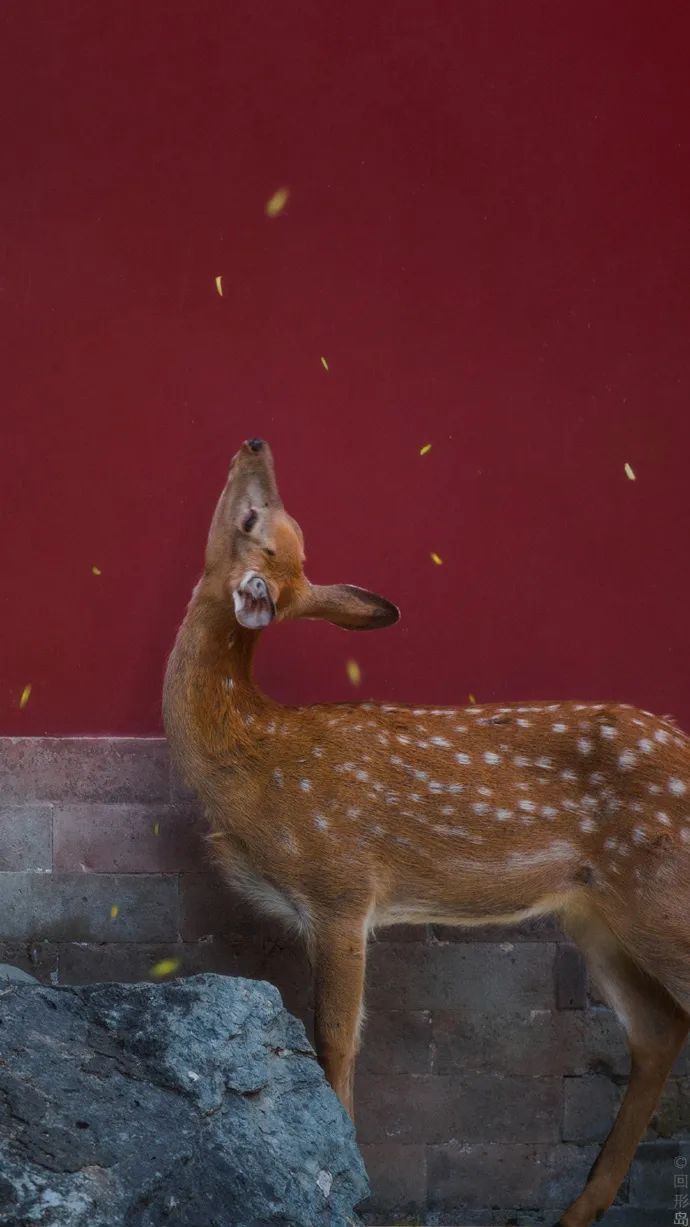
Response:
[313, 921, 368, 1118]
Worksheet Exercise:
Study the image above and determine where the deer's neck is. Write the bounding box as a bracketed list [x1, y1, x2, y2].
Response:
[163, 580, 268, 794]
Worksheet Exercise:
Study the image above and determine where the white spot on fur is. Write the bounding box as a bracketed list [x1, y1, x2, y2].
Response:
[273, 767, 284, 787]
[655, 729, 669, 744]
[656, 812, 671, 826]
[552, 723, 567, 733]
[580, 818, 597, 833]
[355, 769, 369, 782]
[456, 752, 471, 766]
[600, 725, 617, 739]
[513, 755, 530, 768]
[561, 769, 577, 783]
[638, 738, 654, 753]
[431, 736, 451, 748]
[495, 808, 513, 821]
[578, 738, 592, 755]
[541, 806, 558, 818]
[506, 841, 576, 866]
[300, 779, 312, 792]
[618, 750, 636, 770]
[472, 802, 490, 815]
[632, 827, 647, 844]
[484, 751, 501, 765]
[314, 814, 328, 830]
[669, 778, 687, 796]
[518, 799, 536, 812]
[477, 785, 493, 796]
[517, 718, 531, 728]
[535, 757, 553, 770]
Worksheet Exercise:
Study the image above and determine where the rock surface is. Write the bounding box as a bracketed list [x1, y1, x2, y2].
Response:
[0, 973, 368, 1226]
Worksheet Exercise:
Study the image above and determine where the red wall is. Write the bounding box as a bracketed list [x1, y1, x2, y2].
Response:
[2, 1, 689, 736]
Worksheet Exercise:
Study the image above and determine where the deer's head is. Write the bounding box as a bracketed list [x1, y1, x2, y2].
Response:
[205, 438, 399, 633]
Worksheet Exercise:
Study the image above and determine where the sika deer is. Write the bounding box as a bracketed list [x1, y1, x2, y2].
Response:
[163, 438, 690, 1227]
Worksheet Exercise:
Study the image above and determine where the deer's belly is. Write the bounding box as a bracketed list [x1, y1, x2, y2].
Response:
[373, 899, 556, 930]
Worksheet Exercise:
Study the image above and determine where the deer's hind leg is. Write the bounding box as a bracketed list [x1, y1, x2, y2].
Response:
[554, 904, 689, 1227]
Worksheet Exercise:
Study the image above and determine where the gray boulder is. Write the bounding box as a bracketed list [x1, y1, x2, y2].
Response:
[0, 973, 368, 1226]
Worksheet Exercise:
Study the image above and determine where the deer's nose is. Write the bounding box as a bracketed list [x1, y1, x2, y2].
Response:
[248, 574, 268, 599]
[246, 438, 264, 453]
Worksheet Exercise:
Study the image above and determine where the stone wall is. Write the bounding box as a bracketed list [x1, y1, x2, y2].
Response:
[1, 738, 688, 1224]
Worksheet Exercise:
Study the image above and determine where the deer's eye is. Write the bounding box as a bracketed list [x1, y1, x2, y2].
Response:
[242, 509, 258, 533]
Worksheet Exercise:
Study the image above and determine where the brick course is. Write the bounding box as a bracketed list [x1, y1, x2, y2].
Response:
[1, 736, 688, 1225]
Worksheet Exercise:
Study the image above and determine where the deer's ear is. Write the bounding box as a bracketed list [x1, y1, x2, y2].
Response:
[293, 583, 400, 630]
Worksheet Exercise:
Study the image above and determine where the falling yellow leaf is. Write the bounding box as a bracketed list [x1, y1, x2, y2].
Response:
[419, 443, 432, 456]
[19, 684, 32, 709]
[346, 659, 361, 687]
[150, 958, 181, 980]
[468, 692, 477, 705]
[110, 905, 119, 920]
[265, 187, 289, 218]
[214, 275, 223, 297]
[431, 552, 443, 566]
[91, 565, 101, 576]
[153, 822, 160, 836]
[320, 355, 329, 372]
[624, 462, 636, 481]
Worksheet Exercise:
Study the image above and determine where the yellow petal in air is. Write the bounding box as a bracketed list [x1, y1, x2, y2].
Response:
[468, 693, 477, 705]
[624, 462, 636, 481]
[346, 659, 361, 686]
[431, 552, 443, 566]
[419, 443, 432, 456]
[91, 565, 101, 576]
[153, 822, 160, 836]
[265, 187, 289, 218]
[110, 905, 119, 920]
[19, 684, 32, 709]
[150, 958, 181, 980]
[320, 355, 329, 371]
[215, 275, 223, 297]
